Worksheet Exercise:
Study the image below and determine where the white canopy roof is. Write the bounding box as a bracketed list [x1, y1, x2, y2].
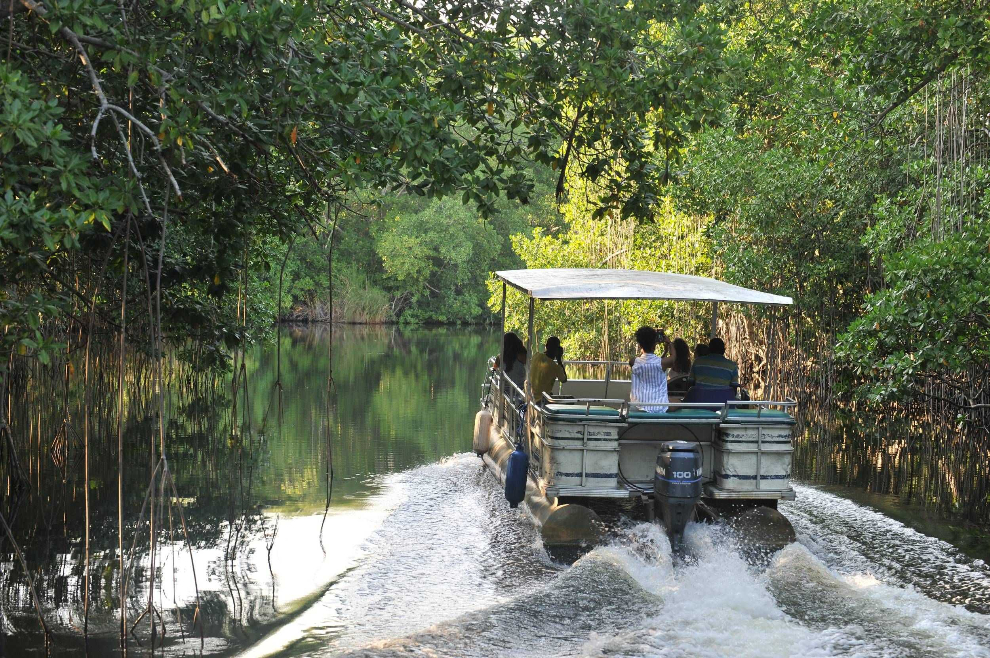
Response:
[495, 269, 792, 305]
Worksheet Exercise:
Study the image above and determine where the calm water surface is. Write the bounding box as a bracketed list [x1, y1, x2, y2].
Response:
[2, 326, 990, 657]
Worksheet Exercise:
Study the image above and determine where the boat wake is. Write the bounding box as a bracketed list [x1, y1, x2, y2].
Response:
[246, 457, 990, 658]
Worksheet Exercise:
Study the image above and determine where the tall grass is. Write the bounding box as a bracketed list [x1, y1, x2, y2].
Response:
[284, 275, 391, 324]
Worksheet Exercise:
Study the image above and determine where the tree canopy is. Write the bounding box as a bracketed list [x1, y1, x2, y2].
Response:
[2, 0, 734, 368]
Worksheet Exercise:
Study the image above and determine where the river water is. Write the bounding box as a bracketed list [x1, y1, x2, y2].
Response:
[2, 326, 990, 656]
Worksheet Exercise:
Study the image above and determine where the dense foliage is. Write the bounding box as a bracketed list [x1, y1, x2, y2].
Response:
[2, 0, 731, 370]
[3, 0, 990, 409]
[488, 0, 990, 415]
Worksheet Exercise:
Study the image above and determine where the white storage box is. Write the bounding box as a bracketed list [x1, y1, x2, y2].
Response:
[539, 421, 620, 489]
[714, 423, 793, 491]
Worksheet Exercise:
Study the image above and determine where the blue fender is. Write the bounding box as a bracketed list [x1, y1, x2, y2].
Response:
[504, 442, 529, 508]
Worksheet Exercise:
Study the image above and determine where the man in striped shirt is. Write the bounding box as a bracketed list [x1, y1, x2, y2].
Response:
[629, 326, 669, 413]
[690, 336, 739, 390]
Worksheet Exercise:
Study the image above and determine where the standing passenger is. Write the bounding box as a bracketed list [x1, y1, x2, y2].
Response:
[496, 332, 521, 371]
[665, 337, 693, 392]
[629, 326, 669, 413]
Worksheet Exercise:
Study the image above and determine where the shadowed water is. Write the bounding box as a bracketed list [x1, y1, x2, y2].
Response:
[2, 326, 990, 657]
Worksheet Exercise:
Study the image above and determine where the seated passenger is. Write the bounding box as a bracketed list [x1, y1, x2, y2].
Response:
[663, 337, 692, 378]
[665, 337, 692, 392]
[694, 342, 710, 360]
[690, 337, 738, 390]
[629, 326, 669, 413]
[529, 336, 568, 403]
[505, 344, 528, 399]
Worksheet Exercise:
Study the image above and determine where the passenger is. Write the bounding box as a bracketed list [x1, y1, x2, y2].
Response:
[495, 332, 521, 371]
[629, 326, 669, 413]
[662, 337, 692, 380]
[665, 337, 692, 392]
[694, 342, 710, 360]
[529, 336, 568, 403]
[505, 344, 528, 399]
[690, 337, 739, 390]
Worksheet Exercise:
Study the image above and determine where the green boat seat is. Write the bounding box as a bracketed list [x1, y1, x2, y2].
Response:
[543, 404, 623, 421]
[628, 409, 720, 420]
[723, 408, 795, 424]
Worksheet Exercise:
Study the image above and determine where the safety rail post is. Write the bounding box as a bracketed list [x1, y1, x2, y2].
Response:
[581, 420, 589, 487]
[756, 420, 763, 489]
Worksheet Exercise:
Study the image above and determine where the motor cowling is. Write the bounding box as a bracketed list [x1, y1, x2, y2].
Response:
[654, 441, 703, 546]
[504, 442, 528, 508]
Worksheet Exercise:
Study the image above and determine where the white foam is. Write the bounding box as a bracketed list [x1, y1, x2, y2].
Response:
[238, 472, 990, 658]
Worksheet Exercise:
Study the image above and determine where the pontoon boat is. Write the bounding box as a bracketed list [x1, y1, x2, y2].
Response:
[474, 269, 798, 552]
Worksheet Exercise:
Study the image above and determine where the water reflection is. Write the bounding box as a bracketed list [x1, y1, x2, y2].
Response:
[2, 325, 989, 657]
[794, 409, 990, 561]
[0, 326, 498, 655]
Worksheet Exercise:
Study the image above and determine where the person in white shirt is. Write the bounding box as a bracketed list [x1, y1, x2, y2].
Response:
[628, 326, 669, 413]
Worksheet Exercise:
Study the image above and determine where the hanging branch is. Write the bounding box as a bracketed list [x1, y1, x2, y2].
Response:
[17, 0, 182, 216]
[274, 235, 297, 416]
[80, 219, 125, 638]
[555, 99, 587, 200]
[116, 216, 131, 650]
[163, 463, 204, 648]
[318, 204, 340, 554]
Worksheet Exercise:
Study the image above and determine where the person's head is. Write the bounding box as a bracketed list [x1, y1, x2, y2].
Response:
[635, 326, 658, 354]
[545, 336, 563, 360]
[695, 342, 709, 358]
[709, 337, 726, 355]
[502, 332, 521, 370]
[672, 338, 691, 373]
[516, 344, 528, 364]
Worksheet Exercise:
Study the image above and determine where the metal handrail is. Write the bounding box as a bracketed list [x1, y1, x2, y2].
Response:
[539, 394, 797, 421]
[718, 397, 797, 421]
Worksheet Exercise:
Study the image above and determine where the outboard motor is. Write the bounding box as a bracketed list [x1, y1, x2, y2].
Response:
[654, 441, 703, 547]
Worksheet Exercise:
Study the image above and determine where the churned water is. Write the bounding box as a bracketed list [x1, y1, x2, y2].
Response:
[3, 326, 990, 656]
[240, 456, 990, 658]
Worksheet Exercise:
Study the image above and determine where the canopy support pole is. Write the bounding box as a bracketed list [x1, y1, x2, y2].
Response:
[526, 297, 536, 454]
[710, 302, 719, 339]
[527, 297, 535, 373]
[498, 282, 506, 425]
[500, 282, 506, 350]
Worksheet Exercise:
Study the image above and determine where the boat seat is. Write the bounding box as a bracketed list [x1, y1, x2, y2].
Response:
[628, 409, 720, 421]
[542, 404, 623, 422]
[723, 409, 795, 425]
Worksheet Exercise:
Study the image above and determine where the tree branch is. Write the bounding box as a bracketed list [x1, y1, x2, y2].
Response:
[20, 0, 182, 203]
[393, 0, 477, 44]
[358, 1, 427, 37]
[870, 55, 960, 130]
[556, 100, 586, 200]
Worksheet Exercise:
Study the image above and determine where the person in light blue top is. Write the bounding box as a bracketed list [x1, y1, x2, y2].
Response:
[628, 326, 669, 413]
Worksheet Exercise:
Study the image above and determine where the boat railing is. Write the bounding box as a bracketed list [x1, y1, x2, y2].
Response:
[716, 398, 797, 422]
[560, 359, 630, 391]
[486, 366, 530, 443]
[539, 394, 797, 424]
